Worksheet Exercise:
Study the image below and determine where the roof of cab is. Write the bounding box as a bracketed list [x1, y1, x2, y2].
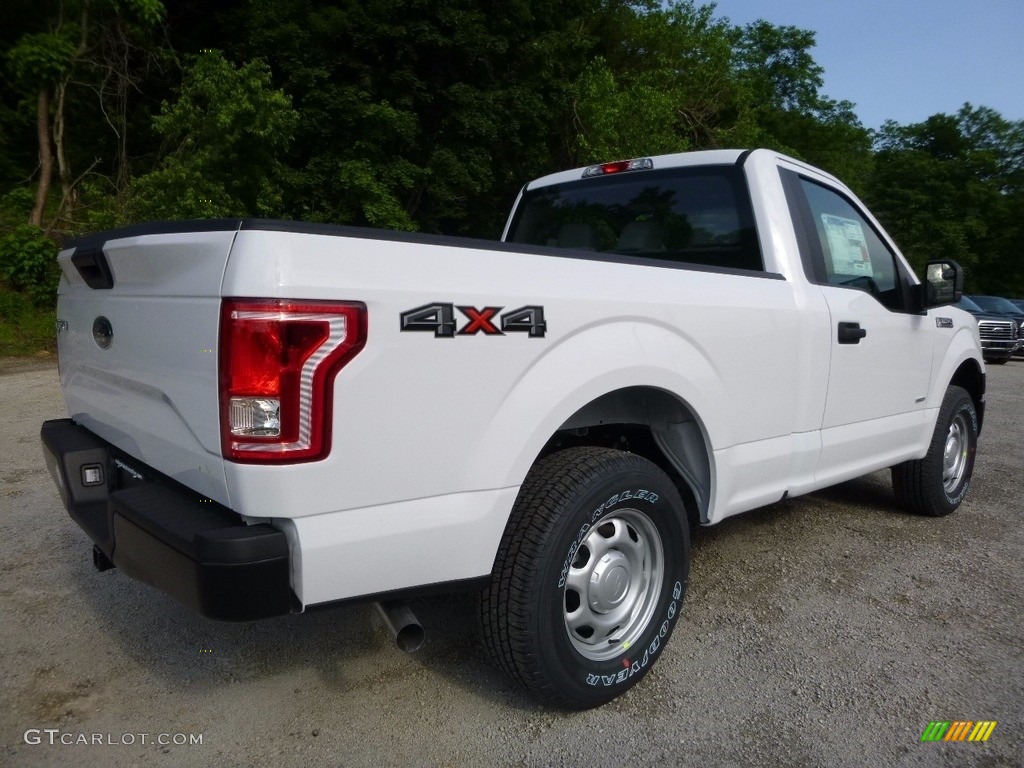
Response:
[524, 149, 748, 190]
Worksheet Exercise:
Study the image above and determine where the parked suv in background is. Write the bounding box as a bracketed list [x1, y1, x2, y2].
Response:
[968, 295, 1024, 357]
[957, 296, 1018, 364]
[1012, 298, 1024, 341]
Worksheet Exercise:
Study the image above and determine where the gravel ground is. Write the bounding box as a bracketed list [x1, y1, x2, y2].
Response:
[1, 359, 1021, 767]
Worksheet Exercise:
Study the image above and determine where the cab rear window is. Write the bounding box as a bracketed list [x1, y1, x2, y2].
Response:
[507, 166, 763, 272]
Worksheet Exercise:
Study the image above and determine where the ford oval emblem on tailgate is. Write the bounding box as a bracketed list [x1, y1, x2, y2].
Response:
[92, 316, 113, 349]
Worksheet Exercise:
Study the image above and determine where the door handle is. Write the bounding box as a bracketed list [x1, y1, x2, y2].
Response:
[837, 321, 867, 344]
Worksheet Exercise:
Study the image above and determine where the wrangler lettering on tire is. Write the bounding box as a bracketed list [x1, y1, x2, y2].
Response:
[480, 447, 690, 709]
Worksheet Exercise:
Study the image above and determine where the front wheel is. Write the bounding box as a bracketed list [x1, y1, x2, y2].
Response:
[891, 385, 978, 516]
[480, 447, 690, 709]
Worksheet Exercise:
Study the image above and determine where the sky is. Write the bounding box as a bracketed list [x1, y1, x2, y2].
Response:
[708, 0, 1024, 130]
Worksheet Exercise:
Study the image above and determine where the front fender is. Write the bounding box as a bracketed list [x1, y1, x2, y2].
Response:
[929, 323, 986, 427]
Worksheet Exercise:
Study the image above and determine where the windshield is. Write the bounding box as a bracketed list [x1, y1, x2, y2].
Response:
[507, 166, 763, 272]
[956, 296, 984, 312]
[970, 295, 1021, 314]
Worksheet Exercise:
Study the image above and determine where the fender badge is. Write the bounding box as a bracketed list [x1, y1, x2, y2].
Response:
[935, 317, 953, 328]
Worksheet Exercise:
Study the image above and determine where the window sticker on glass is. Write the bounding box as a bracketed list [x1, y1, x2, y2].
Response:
[820, 213, 871, 277]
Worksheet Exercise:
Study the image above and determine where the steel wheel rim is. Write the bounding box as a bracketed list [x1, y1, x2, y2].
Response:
[562, 508, 665, 661]
[942, 413, 970, 494]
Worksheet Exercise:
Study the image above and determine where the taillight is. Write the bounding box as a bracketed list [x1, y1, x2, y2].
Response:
[219, 299, 366, 463]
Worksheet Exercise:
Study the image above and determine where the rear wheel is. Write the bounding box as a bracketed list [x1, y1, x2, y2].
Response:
[480, 447, 690, 709]
[892, 385, 978, 516]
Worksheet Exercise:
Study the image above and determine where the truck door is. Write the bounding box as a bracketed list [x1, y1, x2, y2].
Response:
[780, 169, 934, 478]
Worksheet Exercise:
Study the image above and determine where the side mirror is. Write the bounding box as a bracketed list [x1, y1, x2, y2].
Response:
[922, 259, 963, 308]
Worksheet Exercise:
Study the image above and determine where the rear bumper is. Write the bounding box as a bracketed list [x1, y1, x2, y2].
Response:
[40, 418, 292, 621]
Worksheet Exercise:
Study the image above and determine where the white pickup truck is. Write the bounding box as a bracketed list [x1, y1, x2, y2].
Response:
[41, 149, 984, 709]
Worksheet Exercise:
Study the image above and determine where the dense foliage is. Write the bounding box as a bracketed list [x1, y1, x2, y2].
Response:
[1, 0, 1022, 342]
[865, 105, 1024, 292]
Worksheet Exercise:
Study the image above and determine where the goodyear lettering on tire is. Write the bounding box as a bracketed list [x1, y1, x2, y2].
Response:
[584, 581, 682, 687]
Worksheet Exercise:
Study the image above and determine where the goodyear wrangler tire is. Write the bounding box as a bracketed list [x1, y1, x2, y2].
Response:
[891, 385, 978, 517]
[480, 447, 690, 709]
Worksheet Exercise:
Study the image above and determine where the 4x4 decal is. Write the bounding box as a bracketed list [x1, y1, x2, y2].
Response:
[401, 303, 546, 338]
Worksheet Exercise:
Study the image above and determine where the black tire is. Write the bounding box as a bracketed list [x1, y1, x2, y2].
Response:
[891, 385, 978, 516]
[480, 447, 690, 709]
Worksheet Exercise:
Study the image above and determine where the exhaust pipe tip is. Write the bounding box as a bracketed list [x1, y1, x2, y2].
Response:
[374, 600, 425, 653]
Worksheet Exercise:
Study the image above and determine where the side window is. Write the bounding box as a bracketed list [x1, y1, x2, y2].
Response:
[797, 178, 904, 311]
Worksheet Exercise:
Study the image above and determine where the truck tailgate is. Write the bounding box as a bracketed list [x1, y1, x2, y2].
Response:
[56, 226, 239, 506]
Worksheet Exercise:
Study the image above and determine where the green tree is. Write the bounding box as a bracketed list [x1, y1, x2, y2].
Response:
[569, 6, 873, 187]
[732, 20, 872, 189]
[0, 223, 60, 306]
[570, 1, 755, 163]
[867, 105, 1024, 295]
[4, 0, 165, 230]
[129, 50, 299, 220]
[239, 0, 614, 235]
